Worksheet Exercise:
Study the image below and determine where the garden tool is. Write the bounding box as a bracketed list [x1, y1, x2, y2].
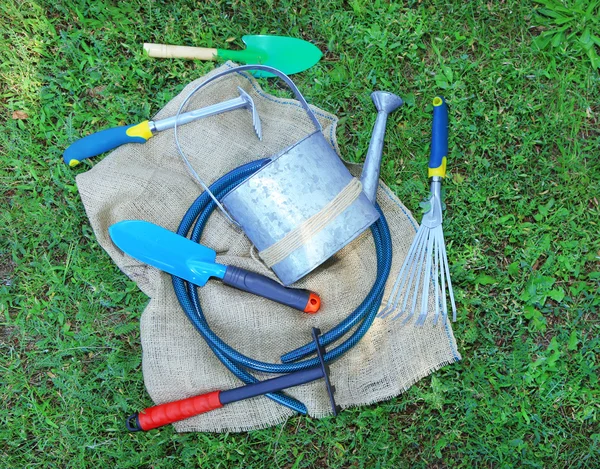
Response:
[175, 64, 403, 286]
[378, 97, 457, 325]
[109, 220, 320, 313]
[63, 86, 261, 167]
[143, 35, 323, 77]
[125, 328, 339, 431]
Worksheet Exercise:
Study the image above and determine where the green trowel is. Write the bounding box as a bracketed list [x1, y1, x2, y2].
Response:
[143, 35, 323, 77]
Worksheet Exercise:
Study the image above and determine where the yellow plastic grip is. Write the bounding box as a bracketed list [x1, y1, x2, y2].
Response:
[428, 156, 447, 177]
[125, 120, 153, 140]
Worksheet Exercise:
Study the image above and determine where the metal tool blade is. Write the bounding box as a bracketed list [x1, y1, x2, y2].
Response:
[242, 87, 262, 140]
[152, 87, 262, 140]
[109, 220, 226, 286]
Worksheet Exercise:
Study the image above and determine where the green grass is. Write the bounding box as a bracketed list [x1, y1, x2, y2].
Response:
[1, 0, 599, 467]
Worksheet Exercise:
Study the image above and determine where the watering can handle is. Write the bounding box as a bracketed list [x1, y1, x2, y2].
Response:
[176, 64, 323, 132]
[173, 64, 323, 227]
[232, 65, 322, 131]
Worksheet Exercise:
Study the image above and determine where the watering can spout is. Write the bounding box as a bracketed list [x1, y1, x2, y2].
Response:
[360, 91, 403, 204]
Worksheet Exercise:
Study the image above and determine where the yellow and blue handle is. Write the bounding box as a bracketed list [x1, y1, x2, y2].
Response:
[428, 97, 448, 178]
[63, 121, 153, 167]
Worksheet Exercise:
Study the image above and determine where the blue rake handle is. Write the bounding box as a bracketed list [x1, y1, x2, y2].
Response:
[428, 96, 448, 178]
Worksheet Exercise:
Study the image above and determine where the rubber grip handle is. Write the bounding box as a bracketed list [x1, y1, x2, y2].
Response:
[133, 390, 223, 431]
[429, 97, 448, 178]
[63, 121, 152, 167]
[222, 266, 320, 313]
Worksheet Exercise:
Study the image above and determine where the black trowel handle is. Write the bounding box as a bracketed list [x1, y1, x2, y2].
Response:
[222, 266, 320, 313]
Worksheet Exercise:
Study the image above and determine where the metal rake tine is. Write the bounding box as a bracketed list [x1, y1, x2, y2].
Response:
[379, 253, 409, 317]
[389, 228, 425, 320]
[380, 227, 424, 318]
[393, 227, 428, 321]
[377, 244, 414, 318]
[423, 227, 443, 326]
[416, 230, 435, 326]
[438, 229, 449, 324]
[439, 229, 457, 321]
[412, 229, 433, 314]
[378, 254, 409, 318]
[393, 228, 428, 314]
[440, 229, 448, 322]
[401, 227, 430, 324]
[432, 232, 442, 326]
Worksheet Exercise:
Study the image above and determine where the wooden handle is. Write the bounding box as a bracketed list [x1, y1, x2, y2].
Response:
[143, 43, 217, 61]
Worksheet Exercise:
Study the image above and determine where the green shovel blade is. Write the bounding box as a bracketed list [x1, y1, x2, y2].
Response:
[217, 35, 323, 77]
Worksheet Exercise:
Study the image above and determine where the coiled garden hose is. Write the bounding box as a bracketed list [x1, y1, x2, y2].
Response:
[172, 159, 393, 414]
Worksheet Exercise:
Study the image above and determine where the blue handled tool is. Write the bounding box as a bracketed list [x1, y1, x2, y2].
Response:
[379, 96, 456, 325]
[428, 96, 448, 178]
[63, 87, 261, 167]
[126, 328, 338, 431]
[108, 220, 320, 313]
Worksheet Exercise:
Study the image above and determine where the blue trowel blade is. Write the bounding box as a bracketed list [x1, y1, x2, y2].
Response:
[108, 220, 227, 286]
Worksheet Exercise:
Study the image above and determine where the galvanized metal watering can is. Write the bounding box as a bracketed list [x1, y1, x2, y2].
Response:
[176, 65, 402, 285]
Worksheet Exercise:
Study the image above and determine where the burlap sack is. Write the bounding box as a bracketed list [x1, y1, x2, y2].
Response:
[76, 62, 461, 432]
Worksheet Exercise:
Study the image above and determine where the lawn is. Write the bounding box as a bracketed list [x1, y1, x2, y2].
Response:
[1, 0, 599, 467]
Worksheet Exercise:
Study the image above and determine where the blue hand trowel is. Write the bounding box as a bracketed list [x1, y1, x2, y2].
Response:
[109, 220, 320, 313]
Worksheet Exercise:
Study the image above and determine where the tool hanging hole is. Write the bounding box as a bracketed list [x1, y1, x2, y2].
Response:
[304, 293, 321, 314]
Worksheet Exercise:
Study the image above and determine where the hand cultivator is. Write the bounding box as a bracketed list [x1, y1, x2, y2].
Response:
[63, 86, 262, 167]
[378, 97, 457, 325]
